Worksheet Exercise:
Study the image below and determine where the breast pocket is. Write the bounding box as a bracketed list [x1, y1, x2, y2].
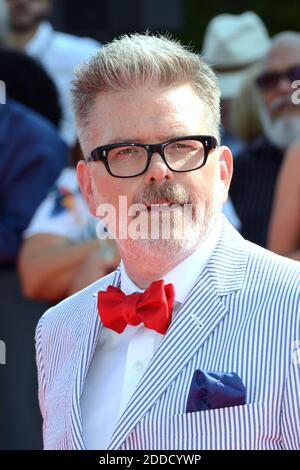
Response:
[169, 402, 277, 450]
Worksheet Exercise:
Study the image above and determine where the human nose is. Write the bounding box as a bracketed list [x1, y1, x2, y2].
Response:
[143, 151, 174, 185]
[276, 75, 292, 94]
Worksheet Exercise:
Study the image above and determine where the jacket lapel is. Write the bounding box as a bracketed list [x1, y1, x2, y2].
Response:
[107, 271, 227, 449]
[108, 220, 249, 450]
[68, 268, 121, 450]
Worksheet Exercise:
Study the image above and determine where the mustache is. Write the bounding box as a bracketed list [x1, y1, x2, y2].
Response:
[270, 94, 294, 111]
[134, 182, 192, 207]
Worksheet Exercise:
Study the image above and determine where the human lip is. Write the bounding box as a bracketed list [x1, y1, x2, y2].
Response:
[145, 202, 186, 212]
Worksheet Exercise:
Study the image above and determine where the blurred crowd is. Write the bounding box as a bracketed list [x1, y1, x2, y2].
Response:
[0, 0, 299, 450]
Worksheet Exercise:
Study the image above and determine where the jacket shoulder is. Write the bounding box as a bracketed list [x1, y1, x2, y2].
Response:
[36, 269, 119, 345]
[210, 220, 300, 300]
[236, 240, 300, 321]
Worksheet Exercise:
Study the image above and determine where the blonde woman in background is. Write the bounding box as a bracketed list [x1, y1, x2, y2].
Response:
[229, 65, 262, 145]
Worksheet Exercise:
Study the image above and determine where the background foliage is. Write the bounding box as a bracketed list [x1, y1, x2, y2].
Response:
[177, 0, 300, 50]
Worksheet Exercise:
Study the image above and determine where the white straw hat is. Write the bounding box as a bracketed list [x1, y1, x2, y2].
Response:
[202, 11, 270, 98]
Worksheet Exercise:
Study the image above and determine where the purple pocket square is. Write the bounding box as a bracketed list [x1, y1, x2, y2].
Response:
[186, 370, 246, 413]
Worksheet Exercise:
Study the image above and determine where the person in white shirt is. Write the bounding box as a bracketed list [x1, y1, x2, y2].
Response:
[18, 165, 120, 302]
[36, 33, 300, 450]
[5, 0, 101, 145]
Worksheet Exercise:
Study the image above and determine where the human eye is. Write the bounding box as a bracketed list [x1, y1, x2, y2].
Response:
[174, 143, 192, 150]
[168, 140, 200, 153]
[110, 145, 141, 159]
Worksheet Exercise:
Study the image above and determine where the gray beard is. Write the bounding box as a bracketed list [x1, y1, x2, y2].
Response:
[255, 93, 300, 150]
[118, 195, 222, 265]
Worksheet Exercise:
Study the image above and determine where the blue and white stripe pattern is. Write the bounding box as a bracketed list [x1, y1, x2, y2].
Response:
[36, 219, 300, 450]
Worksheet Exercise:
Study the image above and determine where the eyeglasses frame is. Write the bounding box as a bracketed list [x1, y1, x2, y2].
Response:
[88, 135, 218, 178]
[256, 64, 300, 91]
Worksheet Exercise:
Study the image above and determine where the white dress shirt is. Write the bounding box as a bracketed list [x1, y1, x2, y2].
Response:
[81, 221, 222, 449]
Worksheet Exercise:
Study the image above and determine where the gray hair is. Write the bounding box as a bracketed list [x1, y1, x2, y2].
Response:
[271, 31, 300, 47]
[263, 31, 300, 67]
[71, 33, 220, 153]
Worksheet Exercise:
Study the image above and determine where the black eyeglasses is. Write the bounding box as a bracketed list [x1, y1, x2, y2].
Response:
[88, 135, 218, 178]
[256, 65, 300, 91]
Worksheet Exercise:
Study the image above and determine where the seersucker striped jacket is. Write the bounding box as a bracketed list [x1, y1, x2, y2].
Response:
[35, 220, 300, 450]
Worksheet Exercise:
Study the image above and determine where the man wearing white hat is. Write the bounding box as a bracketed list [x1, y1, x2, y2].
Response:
[203, 11, 270, 101]
[230, 31, 300, 247]
[202, 12, 270, 229]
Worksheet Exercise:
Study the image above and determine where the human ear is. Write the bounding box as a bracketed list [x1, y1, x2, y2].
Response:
[77, 160, 98, 215]
[218, 146, 233, 203]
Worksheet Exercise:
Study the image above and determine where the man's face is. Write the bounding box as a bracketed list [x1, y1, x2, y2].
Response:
[255, 39, 300, 149]
[6, 0, 51, 31]
[77, 84, 232, 261]
[259, 41, 300, 120]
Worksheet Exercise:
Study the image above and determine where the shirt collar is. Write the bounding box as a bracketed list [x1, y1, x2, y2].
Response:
[25, 20, 53, 57]
[120, 218, 222, 304]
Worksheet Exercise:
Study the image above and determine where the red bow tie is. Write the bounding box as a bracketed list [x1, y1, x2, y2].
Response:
[98, 280, 175, 334]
